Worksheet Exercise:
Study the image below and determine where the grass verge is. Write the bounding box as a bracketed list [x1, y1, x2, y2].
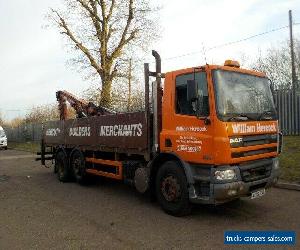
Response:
[8, 142, 40, 153]
[279, 136, 300, 184]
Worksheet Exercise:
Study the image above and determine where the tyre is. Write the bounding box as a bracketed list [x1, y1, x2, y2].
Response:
[54, 159, 58, 174]
[155, 161, 191, 216]
[55, 151, 71, 182]
[71, 150, 88, 184]
[4, 146, 7, 150]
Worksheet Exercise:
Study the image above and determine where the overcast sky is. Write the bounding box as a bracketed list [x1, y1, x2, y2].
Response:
[0, 0, 299, 121]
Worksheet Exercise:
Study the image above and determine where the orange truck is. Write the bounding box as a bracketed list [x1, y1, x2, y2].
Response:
[38, 51, 282, 216]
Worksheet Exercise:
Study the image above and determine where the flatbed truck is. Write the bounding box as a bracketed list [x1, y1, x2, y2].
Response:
[38, 51, 282, 216]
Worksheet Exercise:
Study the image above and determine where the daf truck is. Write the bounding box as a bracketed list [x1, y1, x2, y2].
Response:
[38, 51, 282, 216]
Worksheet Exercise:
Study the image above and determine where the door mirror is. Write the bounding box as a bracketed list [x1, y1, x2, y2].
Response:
[269, 79, 275, 96]
[187, 80, 197, 102]
[197, 92, 204, 116]
[197, 90, 210, 118]
[268, 78, 277, 106]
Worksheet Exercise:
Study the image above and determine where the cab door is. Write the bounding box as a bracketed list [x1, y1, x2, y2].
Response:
[160, 70, 214, 165]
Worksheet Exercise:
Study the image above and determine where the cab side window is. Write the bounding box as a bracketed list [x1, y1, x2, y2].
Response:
[175, 72, 209, 116]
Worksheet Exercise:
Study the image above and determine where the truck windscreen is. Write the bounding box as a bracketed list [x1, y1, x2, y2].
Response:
[213, 69, 277, 121]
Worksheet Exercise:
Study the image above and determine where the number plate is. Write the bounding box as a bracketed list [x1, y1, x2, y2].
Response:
[251, 189, 266, 199]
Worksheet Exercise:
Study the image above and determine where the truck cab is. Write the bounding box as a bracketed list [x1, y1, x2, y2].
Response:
[159, 60, 280, 205]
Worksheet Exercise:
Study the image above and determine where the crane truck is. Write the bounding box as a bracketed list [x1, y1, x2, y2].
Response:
[37, 51, 282, 216]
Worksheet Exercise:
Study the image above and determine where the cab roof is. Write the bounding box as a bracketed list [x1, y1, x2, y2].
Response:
[165, 64, 266, 78]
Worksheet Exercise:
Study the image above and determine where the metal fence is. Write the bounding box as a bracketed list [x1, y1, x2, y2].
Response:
[4, 122, 43, 143]
[3, 90, 300, 142]
[274, 90, 300, 135]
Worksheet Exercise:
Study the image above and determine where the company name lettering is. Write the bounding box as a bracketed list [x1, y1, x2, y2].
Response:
[232, 123, 277, 134]
[99, 123, 143, 137]
[69, 126, 91, 137]
[176, 126, 207, 132]
[46, 128, 60, 137]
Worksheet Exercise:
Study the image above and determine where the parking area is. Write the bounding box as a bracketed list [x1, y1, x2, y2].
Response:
[0, 149, 299, 249]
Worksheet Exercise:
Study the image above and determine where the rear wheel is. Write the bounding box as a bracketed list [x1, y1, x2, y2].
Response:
[55, 151, 71, 182]
[155, 161, 191, 216]
[71, 150, 88, 184]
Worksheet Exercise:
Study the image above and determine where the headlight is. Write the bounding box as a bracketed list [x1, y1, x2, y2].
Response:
[215, 169, 236, 180]
[273, 158, 279, 170]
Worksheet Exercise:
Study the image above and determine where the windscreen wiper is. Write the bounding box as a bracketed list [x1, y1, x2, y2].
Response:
[258, 110, 275, 120]
[227, 113, 255, 121]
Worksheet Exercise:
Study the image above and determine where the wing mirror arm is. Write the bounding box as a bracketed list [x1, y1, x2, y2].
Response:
[187, 79, 210, 122]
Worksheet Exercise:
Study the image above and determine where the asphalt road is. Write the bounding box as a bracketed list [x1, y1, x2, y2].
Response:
[0, 149, 299, 250]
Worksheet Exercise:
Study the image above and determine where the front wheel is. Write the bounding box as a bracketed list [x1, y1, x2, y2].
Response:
[155, 161, 191, 216]
[55, 151, 71, 182]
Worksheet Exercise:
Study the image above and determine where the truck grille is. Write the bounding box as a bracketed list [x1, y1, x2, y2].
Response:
[230, 134, 277, 148]
[232, 147, 277, 158]
[239, 159, 273, 182]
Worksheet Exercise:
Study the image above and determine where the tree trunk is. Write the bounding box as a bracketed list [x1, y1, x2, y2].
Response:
[127, 58, 132, 111]
[100, 80, 112, 108]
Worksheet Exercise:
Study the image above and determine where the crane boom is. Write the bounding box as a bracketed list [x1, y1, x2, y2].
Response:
[56, 90, 114, 120]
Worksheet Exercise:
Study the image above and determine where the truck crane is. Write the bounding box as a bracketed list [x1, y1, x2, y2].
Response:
[38, 51, 282, 216]
[56, 90, 113, 120]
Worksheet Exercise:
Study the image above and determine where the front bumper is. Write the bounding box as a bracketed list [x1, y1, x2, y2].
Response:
[188, 157, 280, 204]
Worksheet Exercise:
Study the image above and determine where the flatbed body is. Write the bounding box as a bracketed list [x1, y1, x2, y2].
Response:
[38, 51, 281, 216]
[44, 112, 148, 156]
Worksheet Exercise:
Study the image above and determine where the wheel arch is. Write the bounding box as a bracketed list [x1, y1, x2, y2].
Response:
[69, 147, 84, 161]
[148, 153, 194, 198]
[54, 145, 68, 158]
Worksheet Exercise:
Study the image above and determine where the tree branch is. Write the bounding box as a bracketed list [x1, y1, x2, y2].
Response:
[107, 0, 115, 21]
[77, 0, 103, 24]
[110, 0, 135, 60]
[52, 9, 102, 75]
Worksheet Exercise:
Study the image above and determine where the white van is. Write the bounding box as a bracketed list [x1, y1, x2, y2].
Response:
[0, 126, 7, 150]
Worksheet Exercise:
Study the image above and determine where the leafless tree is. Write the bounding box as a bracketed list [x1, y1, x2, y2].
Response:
[0, 112, 4, 125]
[4, 117, 24, 128]
[24, 104, 72, 123]
[50, 0, 159, 108]
[251, 39, 300, 90]
[81, 78, 145, 112]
